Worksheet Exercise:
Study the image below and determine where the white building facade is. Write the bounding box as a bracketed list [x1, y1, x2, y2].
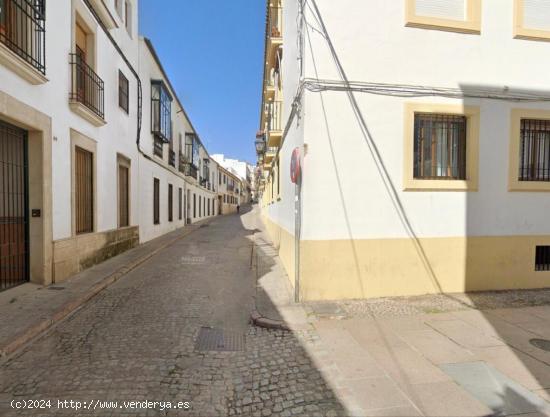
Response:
[0, 0, 221, 291]
[258, 0, 550, 300]
[212, 154, 253, 203]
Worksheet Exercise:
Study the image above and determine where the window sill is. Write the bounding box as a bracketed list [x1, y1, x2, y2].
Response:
[0, 43, 48, 85]
[514, 27, 550, 42]
[405, 0, 481, 34]
[508, 181, 550, 192]
[403, 179, 478, 192]
[405, 16, 481, 34]
[70, 102, 106, 127]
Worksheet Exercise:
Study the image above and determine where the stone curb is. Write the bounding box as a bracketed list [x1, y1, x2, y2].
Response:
[0, 222, 206, 359]
[250, 309, 290, 331]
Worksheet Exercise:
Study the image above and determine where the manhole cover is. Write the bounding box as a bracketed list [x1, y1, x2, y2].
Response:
[530, 338, 550, 352]
[195, 327, 245, 352]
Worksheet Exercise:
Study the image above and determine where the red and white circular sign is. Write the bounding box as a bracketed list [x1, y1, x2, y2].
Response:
[290, 147, 301, 184]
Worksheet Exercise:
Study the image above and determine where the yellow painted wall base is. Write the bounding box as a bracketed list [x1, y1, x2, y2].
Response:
[261, 214, 295, 289]
[299, 236, 550, 300]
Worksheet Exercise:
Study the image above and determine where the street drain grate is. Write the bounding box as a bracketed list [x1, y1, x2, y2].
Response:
[200, 224, 209, 228]
[195, 327, 245, 352]
[530, 338, 550, 352]
[48, 286, 65, 290]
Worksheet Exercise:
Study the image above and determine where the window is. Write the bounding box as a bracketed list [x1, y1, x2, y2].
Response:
[153, 178, 160, 225]
[199, 196, 202, 217]
[208, 198, 210, 216]
[514, 0, 550, 41]
[509, 109, 550, 191]
[0, 0, 46, 75]
[518, 119, 550, 182]
[413, 114, 467, 180]
[168, 184, 173, 222]
[75, 147, 94, 234]
[178, 187, 182, 220]
[118, 164, 129, 227]
[219, 172, 221, 185]
[119, 70, 129, 113]
[115, 0, 123, 18]
[151, 80, 172, 142]
[405, 0, 481, 34]
[124, 0, 132, 35]
[536, 246, 550, 271]
[193, 193, 196, 218]
[404, 103, 479, 191]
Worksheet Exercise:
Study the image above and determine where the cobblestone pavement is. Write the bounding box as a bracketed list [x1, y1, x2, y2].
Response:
[0, 208, 345, 417]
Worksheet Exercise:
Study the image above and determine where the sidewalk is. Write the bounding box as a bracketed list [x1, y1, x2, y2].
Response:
[0, 221, 207, 359]
[252, 211, 550, 417]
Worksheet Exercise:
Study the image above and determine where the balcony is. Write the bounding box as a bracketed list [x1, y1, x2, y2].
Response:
[69, 53, 105, 126]
[0, 0, 46, 83]
[184, 163, 198, 179]
[266, 100, 283, 147]
[264, 147, 277, 163]
[153, 137, 163, 158]
[179, 153, 187, 173]
[169, 149, 176, 167]
[268, 4, 283, 62]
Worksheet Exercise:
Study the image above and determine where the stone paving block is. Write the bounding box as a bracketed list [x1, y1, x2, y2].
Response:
[408, 380, 493, 417]
[425, 318, 505, 348]
[441, 361, 550, 416]
[397, 328, 476, 365]
[345, 377, 412, 411]
[471, 346, 550, 391]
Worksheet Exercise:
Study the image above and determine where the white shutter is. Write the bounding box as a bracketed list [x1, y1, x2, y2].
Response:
[415, 0, 466, 21]
[523, 0, 550, 31]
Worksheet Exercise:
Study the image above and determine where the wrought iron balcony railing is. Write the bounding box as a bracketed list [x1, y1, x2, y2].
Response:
[69, 53, 105, 119]
[267, 101, 283, 131]
[0, 0, 46, 74]
[179, 153, 187, 173]
[268, 5, 282, 39]
[153, 136, 163, 157]
[184, 163, 198, 179]
[169, 149, 175, 167]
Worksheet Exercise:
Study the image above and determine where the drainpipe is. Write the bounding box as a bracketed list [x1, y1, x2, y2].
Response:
[82, 0, 188, 175]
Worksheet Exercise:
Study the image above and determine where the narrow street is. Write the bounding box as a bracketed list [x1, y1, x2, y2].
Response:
[0, 208, 344, 417]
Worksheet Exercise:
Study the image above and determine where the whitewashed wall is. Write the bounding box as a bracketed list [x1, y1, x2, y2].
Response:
[0, 0, 141, 241]
[277, 0, 550, 241]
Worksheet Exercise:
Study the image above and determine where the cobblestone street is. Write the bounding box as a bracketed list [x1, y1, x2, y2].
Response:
[0, 209, 344, 417]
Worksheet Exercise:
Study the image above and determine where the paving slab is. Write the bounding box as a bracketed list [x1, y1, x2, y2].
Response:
[397, 328, 477, 365]
[425, 318, 505, 348]
[472, 346, 550, 391]
[441, 361, 550, 416]
[408, 380, 493, 417]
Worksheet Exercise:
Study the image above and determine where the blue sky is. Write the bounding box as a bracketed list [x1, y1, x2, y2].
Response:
[139, 1, 265, 163]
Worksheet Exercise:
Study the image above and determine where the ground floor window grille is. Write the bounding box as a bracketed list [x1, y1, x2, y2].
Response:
[118, 165, 129, 227]
[168, 184, 173, 222]
[75, 147, 93, 234]
[414, 113, 467, 180]
[519, 119, 550, 182]
[178, 187, 182, 220]
[536, 246, 550, 271]
[153, 178, 160, 225]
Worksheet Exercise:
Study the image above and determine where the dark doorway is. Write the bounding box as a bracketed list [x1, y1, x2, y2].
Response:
[0, 119, 29, 291]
